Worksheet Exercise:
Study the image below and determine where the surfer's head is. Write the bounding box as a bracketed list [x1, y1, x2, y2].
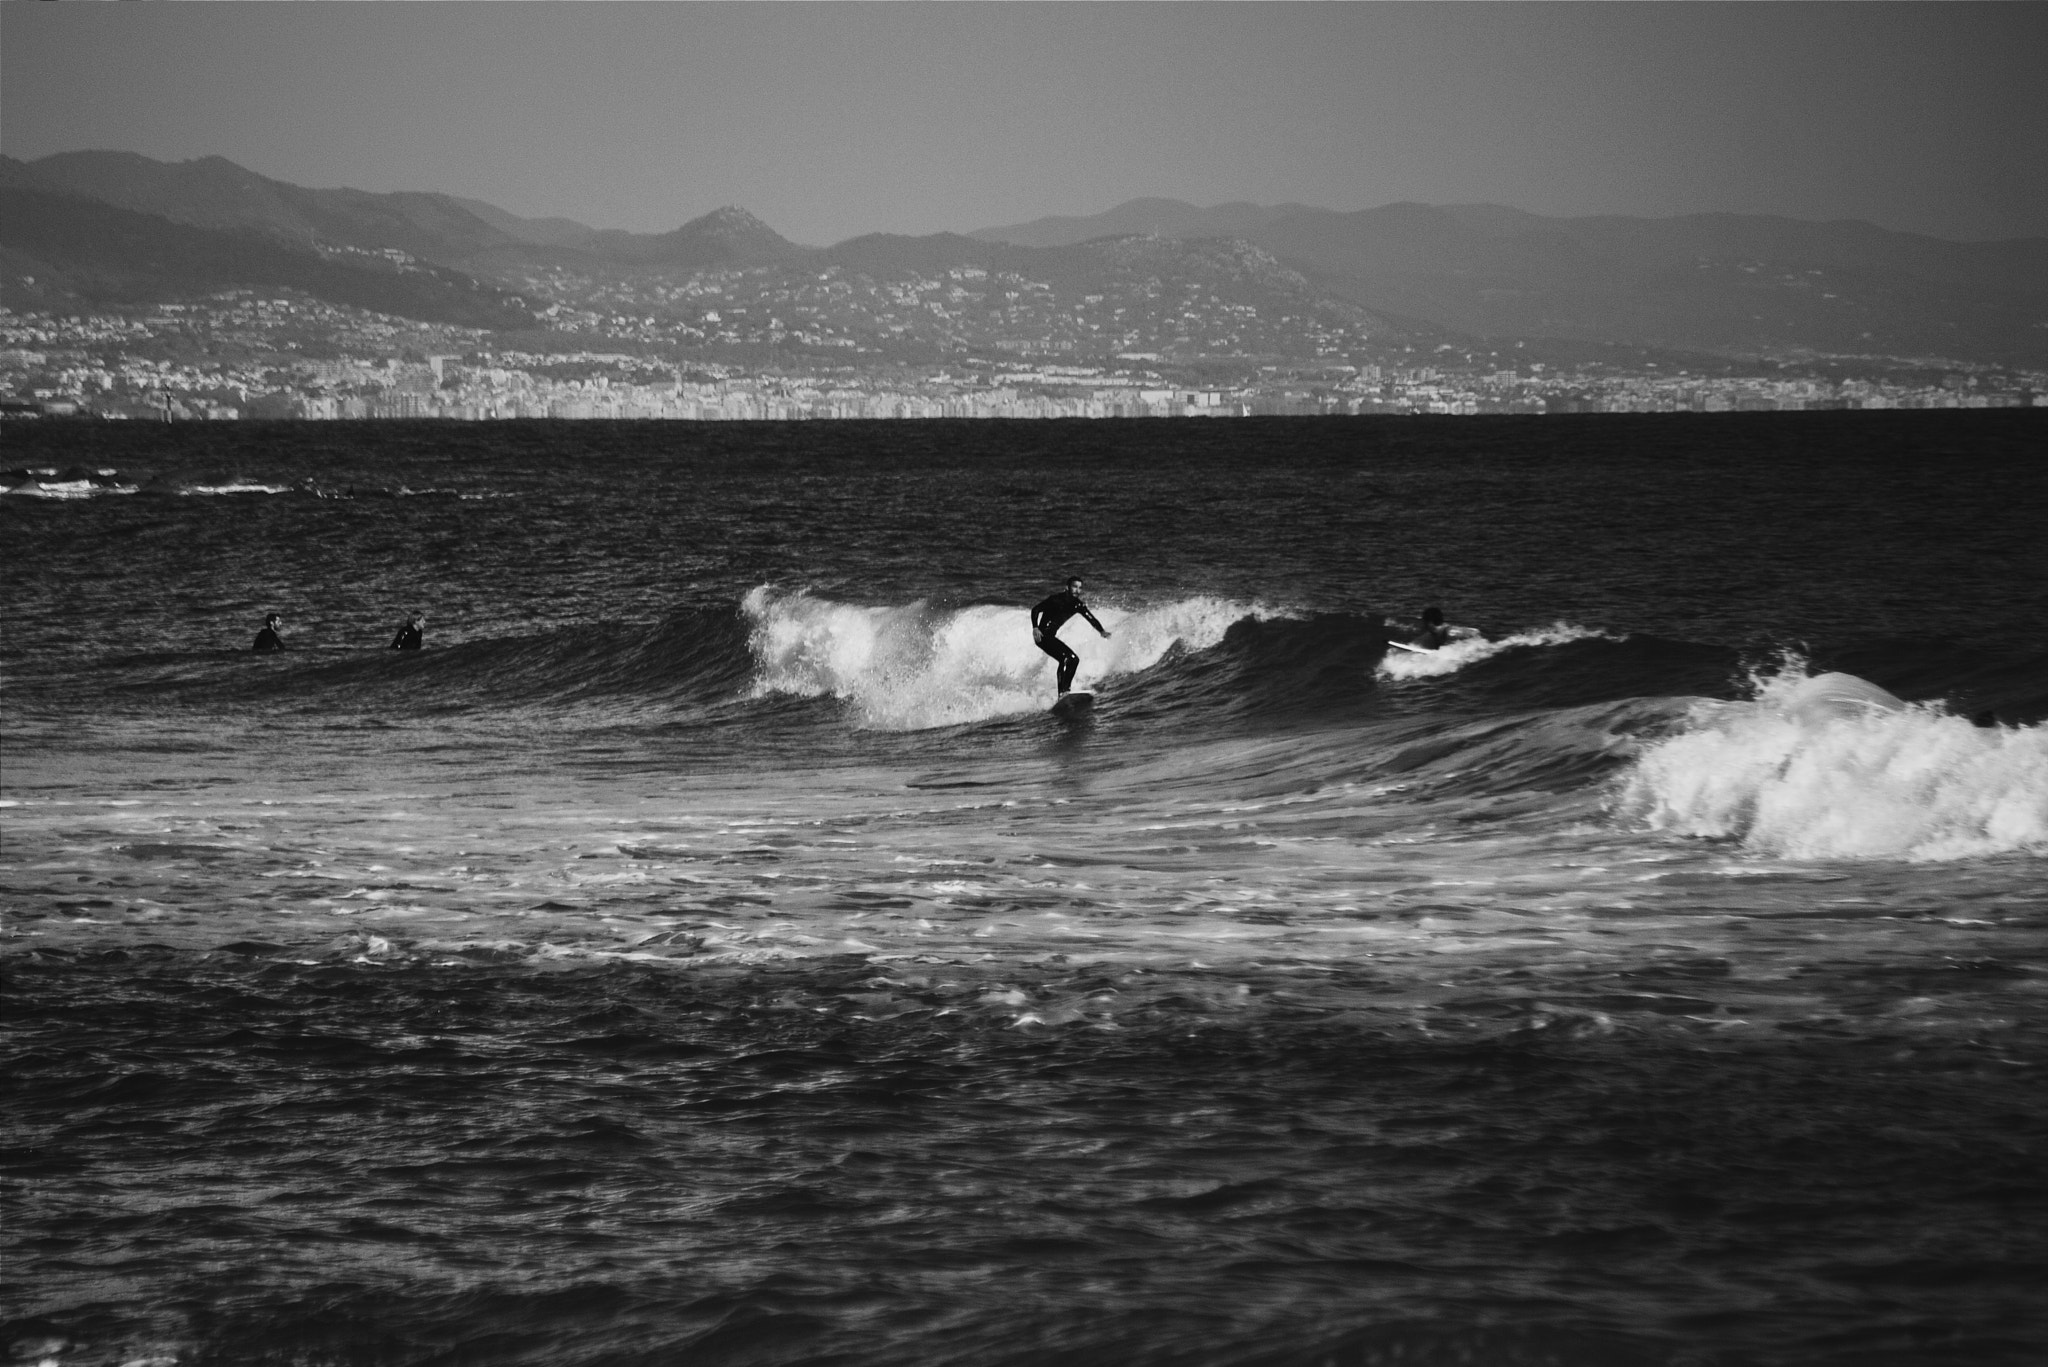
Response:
[264, 613, 280, 628]
[1067, 577, 1083, 592]
[1421, 607, 1444, 626]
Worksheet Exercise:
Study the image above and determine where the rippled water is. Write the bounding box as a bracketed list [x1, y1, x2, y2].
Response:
[4, 414, 2046, 1366]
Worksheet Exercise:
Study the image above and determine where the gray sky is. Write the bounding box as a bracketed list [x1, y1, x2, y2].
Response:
[4, 3, 2043, 244]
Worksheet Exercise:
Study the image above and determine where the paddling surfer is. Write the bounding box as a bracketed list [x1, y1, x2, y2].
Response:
[391, 613, 425, 650]
[252, 613, 286, 653]
[1031, 577, 1111, 696]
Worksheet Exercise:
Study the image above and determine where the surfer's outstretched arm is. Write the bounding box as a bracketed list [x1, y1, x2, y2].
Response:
[1080, 604, 1110, 638]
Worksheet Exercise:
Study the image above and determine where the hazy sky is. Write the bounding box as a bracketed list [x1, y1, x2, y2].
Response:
[4, 3, 2043, 244]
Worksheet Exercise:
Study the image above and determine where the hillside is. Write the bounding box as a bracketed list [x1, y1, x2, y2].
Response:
[973, 196, 2048, 366]
[1251, 203, 2048, 364]
[0, 187, 536, 330]
[4, 152, 799, 276]
[5, 151, 522, 264]
[6, 152, 2045, 366]
[575, 207, 799, 269]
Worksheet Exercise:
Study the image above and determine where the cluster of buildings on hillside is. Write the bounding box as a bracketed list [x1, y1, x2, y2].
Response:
[2, 300, 2040, 422]
[508, 255, 1371, 361]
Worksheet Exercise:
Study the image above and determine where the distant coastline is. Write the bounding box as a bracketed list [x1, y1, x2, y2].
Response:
[2, 365, 2038, 424]
[6, 153, 2045, 419]
[2, 303, 2037, 424]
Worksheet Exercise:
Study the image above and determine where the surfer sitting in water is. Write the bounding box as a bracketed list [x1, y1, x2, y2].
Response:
[252, 613, 285, 653]
[1031, 576, 1111, 696]
[391, 613, 425, 650]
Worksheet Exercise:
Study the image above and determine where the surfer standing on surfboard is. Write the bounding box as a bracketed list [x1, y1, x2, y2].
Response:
[1031, 577, 1111, 696]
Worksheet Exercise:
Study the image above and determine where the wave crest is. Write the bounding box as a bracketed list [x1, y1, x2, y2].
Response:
[743, 587, 1271, 729]
[1, 478, 138, 500]
[1617, 669, 2048, 862]
[1378, 622, 1619, 681]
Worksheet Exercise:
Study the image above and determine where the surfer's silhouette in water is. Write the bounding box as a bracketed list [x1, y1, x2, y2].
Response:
[1412, 607, 1451, 650]
[391, 613, 425, 650]
[252, 613, 285, 653]
[1031, 577, 1110, 696]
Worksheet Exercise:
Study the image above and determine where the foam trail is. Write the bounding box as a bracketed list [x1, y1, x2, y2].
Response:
[179, 482, 298, 496]
[0, 480, 138, 500]
[743, 587, 1271, 729]
[1379, 622, 1616, 681]
[1617, 669, 2048, 862]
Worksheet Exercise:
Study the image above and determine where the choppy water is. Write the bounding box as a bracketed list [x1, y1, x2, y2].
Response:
[4, 414, 2046, 1367]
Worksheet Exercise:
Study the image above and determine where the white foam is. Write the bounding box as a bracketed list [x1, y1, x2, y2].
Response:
[1618, 670, 2048, 862]
[1378, 621, 1616, 681]
[743, 586, 1269, 729]
[1, 479, 136, 499]
[180, 482, 296, 496]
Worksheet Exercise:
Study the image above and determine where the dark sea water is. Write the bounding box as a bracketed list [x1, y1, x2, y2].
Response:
[3, 413, 2046, 1367]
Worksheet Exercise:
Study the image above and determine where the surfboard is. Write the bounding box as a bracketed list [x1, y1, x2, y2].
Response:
[1050, 691, 1096, 716]
[1387, 640, 1434, 654]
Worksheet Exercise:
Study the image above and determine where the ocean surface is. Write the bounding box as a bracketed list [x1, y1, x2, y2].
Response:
[3, 412, 2045, 1367]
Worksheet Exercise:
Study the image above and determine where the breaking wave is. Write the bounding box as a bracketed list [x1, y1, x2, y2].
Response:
[1617, 666, 2048, 862]
[742, 586, 1274, 729]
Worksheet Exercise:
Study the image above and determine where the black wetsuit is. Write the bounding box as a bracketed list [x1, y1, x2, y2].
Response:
[391, 622, 423, 650]
[252, 626, 283, 653]
[1031, 589, 1104, 694]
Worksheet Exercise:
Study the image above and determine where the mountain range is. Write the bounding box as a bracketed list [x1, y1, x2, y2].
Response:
[978, 199, 2048, 366]
[4, 150, 2044, 367]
